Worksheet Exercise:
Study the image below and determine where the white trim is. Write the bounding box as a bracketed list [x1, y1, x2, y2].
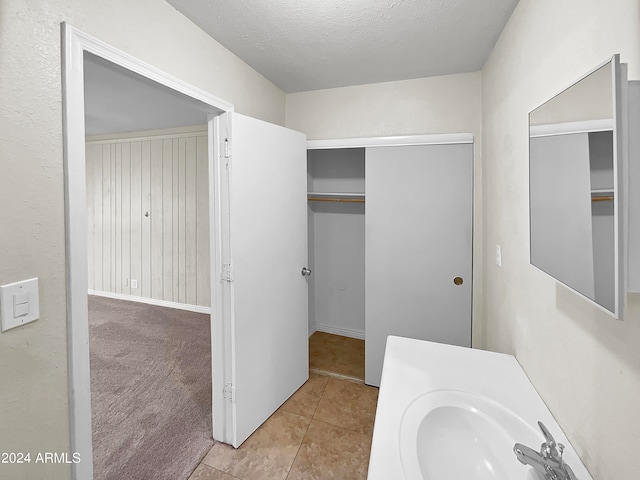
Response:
[85, 124, 207, 143]
[314, 323, 365, 340]
[612, 56, 624, 320]
[529, 118, 614, 138]
[210, 113, 234, 445]
[62, 23, 232, 480]
[62, 24, 94, 480]
[307, 133, 473, 150]
[88, 290, 211, 314]
[72, 32, 232, 113]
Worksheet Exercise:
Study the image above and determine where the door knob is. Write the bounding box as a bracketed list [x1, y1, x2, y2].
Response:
[301, 267, 312, 277]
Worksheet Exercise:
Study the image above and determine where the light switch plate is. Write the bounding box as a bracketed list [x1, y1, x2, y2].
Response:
[496, 245, 502, 268]
[1, 278, 40, 332]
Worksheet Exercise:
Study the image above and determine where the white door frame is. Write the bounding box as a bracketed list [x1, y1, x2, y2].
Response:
[61, 23, 233, 479]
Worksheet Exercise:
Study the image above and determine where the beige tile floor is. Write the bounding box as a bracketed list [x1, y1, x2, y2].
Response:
[189, 373, 378, 480]
[309, 332, 365, 381]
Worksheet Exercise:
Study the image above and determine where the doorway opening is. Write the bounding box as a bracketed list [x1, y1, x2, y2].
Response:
[62, 24, 232, 480]
[306, 146, 366, 383]
[83, 51, 216, 478]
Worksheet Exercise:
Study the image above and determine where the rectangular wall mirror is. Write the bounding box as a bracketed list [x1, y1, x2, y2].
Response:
[529, 55, 625, 319]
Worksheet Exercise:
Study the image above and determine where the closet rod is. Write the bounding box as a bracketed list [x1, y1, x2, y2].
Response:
[307, 197, 365, 203]
[591, 196, 614, 202]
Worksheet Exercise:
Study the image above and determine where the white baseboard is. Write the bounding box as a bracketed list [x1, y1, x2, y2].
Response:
[88, 290, 211, 314]
[314, 323, 365, 340]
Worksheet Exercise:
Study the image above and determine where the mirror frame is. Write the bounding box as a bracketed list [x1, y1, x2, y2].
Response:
[528, 54, 626, 320]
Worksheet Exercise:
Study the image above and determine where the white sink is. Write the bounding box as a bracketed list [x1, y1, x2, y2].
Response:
[400, 390, 541, 479]
[367, 336, 593, 480]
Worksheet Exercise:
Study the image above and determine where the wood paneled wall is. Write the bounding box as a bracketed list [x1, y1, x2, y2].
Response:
[86, 127, 210, 307]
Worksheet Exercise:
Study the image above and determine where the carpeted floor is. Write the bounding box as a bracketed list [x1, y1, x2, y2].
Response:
[89, 295, 214, 480]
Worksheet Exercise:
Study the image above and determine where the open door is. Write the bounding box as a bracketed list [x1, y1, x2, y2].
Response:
[217, 112, 309, 447]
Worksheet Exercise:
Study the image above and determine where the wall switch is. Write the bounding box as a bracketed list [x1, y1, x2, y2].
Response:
[13, 293, 30, 317]
[131, 279, 138, 289]
[1, 278, 40, 332]
[496, 245, 502, 268]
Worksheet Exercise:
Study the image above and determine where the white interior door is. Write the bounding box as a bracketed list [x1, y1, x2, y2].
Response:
[225, 112, 309, 446]
[365, 143, 473, 386]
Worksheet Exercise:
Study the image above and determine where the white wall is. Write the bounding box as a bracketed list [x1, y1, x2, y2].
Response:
[481, 1, 640, 478]
[0, 0, 285, 478]
[286, 72, 484, 348]
[86, 127, 210, 308]
[286, 72, 482, 140]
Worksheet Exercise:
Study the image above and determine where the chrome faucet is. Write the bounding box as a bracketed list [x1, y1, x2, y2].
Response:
[513, 421, 578, 480]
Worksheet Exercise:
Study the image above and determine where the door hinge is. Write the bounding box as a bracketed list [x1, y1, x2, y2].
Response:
[222, 264, 234, 282]
[223, 382, 236, 403]
[224, 137, 231, 158]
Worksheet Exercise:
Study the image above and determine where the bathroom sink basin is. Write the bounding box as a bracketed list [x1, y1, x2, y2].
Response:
[367, 337, 593, 480]
[400, 390, 542, 479]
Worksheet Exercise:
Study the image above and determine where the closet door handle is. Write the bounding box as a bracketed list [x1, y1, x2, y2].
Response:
[301, 267, 312, 277]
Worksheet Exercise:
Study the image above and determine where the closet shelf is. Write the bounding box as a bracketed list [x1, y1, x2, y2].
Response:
[307, 192, 365, 203]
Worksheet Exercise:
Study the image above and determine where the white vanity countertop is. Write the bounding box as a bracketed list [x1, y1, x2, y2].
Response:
[367, 336, 593, 480]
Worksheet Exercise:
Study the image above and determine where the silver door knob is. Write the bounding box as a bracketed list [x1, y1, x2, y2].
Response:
[301, 267, 312, 277]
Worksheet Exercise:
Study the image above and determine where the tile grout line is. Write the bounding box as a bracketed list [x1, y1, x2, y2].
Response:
[310, 374, 331, 420]
[310, 417, 374, 439]
[311, 375, 378, 437]
[283, 372, 330, 479]
[212, 465, 242, 480]
[188, 462, 243, 480]
[284, 412, 314, 480]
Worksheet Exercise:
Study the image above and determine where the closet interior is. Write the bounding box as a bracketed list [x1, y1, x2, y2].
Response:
[307, 147, 366, 381]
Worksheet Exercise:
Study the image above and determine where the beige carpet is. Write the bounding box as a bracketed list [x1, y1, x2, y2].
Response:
[89, 295, 214, 480]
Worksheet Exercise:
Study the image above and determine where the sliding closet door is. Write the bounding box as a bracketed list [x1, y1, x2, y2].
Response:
[365, 143, 473, 386]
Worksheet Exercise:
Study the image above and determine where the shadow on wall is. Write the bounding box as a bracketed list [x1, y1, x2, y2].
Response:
[555, 283, 640, 375]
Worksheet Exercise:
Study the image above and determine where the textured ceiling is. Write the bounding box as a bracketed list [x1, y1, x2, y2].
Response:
[166, 0, 519, 93]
